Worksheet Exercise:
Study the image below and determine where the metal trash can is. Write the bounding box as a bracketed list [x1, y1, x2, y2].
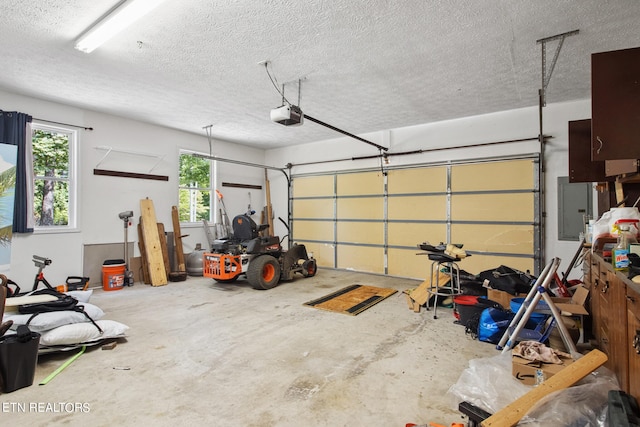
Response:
[0, 325, 40, 393]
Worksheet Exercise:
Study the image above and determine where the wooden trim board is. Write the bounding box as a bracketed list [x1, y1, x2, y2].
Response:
[171, 206, 186, 272]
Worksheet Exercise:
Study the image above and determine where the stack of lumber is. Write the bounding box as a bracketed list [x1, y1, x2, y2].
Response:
[137, 198, 168, 286]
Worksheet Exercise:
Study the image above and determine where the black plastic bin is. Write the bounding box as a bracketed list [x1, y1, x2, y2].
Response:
[453, 295, 502, 329]
[0, 326, 40, 393]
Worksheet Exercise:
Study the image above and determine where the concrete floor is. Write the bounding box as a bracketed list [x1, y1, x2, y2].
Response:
[1, 269, 499, 426]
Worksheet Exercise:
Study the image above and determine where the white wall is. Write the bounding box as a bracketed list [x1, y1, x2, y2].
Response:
[2, 89, 265, 287]
[2, 87, 594, 286]
[266, 99, 593, 279]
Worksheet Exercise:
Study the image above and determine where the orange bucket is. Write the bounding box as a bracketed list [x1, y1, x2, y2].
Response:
[102, 259, 125, 291]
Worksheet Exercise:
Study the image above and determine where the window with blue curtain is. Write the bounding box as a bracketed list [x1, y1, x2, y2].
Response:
[0, 110, 34, 233]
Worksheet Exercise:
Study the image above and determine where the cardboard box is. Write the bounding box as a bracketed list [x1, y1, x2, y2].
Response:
[512, 353, 574, 386]
[486, 288, 526, 310]
[487, 285, 589, 316]
[550, 285, 589, 316]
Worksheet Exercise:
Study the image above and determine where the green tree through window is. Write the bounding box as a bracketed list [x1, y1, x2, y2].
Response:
[178, 153, 211, 222]
[32, 126, 74, 227]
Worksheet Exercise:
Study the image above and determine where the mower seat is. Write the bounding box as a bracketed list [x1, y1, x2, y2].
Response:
[232, 214, 278, 254]
[232, 214, 261, 241]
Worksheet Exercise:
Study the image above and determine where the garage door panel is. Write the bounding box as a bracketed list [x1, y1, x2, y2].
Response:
[337, 172, 383, 196]
[293, 175, 334, 197]
[451, 224, 533, 254]
[293, 199, 333, 219]
[451, 160, 534, 191]
[294, 220, 333, 242]
[337, 197, 383, 219]
[337, 222, 383, 245]
[387, 167, 447, 193]
[300, 242, 334, 268]
[336, 245, 384, 273]
[388, 247, 433, 279]
[387, 222, 447, 247]
[451, 193, 534, 222]
[459, 254, 534, 277]
[388, 195, 447, 220]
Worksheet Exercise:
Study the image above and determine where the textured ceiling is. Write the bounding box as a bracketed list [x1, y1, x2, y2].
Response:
[1, 1, 640, 149]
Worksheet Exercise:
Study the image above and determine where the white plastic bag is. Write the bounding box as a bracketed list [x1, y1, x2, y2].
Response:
[592, 207, 640, 244]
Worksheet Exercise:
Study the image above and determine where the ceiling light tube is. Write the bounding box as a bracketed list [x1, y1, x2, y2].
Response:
[74, 0, 163, 53]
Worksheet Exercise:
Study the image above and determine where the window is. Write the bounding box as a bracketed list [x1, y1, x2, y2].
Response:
[31, 124, 77, 229]
[178, 151, 213, 222]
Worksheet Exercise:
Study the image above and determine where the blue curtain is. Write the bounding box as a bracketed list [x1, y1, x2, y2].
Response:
[0, 110, 33, 233]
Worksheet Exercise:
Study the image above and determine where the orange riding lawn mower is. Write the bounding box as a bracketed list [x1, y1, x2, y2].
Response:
[203, 214, 317, 290]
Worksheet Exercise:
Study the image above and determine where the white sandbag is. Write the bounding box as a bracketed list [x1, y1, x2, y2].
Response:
[39, 320, 129, 346]
[2, 302, 105, 332]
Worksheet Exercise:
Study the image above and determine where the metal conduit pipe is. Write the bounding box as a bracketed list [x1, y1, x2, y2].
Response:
[287, 135, 551, 168]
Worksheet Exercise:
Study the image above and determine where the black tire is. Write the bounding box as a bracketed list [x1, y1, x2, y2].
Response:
[247, 255, 281, 290]
[302, 259, 317, 277]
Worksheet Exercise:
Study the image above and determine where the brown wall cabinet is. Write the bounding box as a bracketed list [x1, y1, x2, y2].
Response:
[568, 119, 609, 183]
[591, 46, 640, 161]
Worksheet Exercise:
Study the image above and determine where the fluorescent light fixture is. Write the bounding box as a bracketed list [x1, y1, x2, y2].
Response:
[74, 0, 163, 53]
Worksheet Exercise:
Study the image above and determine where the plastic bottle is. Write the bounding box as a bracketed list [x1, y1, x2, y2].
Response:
[612, 224, 631, 271]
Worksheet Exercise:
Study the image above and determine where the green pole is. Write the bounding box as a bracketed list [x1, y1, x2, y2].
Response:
[39, 345, 86, 385]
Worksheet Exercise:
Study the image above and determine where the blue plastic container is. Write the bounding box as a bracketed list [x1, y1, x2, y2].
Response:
[510, 297, 548, 323]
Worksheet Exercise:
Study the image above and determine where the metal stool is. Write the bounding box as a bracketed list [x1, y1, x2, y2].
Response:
[426, 253, 462, 319]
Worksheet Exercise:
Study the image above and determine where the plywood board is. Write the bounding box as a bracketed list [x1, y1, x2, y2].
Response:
[337, 222, 383, 245]
[336, 246, 384, 273]
[388, 194, 448, 220]
[140, 198, 167, 286]
[303, 284, 397, 315]
[451, 159, 534, 191]
[292, 175, 334, 198]
[450, 193, 534, 222]
[337, 197, 383, 219]
[336, 171, 383, 196]
[293, 220, 334, 242]
[293, 198, 334, 218]
[387, 167, 447, 193]
[387, 222, 447, 247]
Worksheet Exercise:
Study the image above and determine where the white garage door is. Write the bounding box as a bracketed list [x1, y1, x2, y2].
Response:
[291, 155, 540, 278]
